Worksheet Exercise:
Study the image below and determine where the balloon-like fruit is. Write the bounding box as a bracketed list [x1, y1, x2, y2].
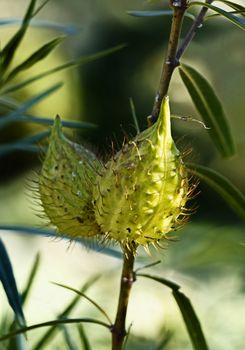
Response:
[39, 116, 102, 238]
[93, 97, 192, 247]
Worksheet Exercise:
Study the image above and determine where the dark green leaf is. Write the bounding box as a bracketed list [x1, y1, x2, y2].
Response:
[31, 275, 100, 350]
[0, 318, 110, 342]
[53, 283, 112, 325]
[137, 273, 209, 350]
[0, 0, 37, 73]
[2, 44, 127, 94]
[186, 163, 245, 219]
[189, 1, 245, 29]
[0, 239, 26, 327]
[127, 10, 195, 20]
[5, 37, 64, 83]
[137, 273, 180, 290]
[0, 82, 63, 128]
[172, 290, 209, 350]
[77, 325, 91, 350]
[31, 0, 51, 18]
[179, 64, 235, 158]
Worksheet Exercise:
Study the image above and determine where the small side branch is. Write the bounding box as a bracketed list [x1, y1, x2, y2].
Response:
[176, 0, 213, 61]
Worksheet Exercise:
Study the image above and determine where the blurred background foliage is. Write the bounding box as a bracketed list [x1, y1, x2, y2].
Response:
[0, 0, 244, 349]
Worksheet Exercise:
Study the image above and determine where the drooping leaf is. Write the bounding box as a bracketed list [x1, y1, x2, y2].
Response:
[31, 275, 101, 350]
[5, 37, 64, 84]
[206, 0, 245, 20]
[172, 290, 209, 350]
[216, 0, 245, 15]
[0, 82, 63, 129]
[0, 318, 110, 343]
[189, 1, 245, 29]
[127, 10, 195, 20]
[137, 273, 209, 350]
[0, 239, 26, 328]
[0, 0, 37, 73]
[179, 64, 235, 158]
[53, 283, 112, 325]
[186, 163, 245, 219]
[2, 44, 127, 94]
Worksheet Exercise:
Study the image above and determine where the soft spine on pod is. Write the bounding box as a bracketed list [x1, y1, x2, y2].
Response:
[39, 116, 102, 238]
[93, 97, 192, 247]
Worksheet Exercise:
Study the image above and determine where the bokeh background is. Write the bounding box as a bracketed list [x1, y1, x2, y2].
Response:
[0, 0, 244, 349]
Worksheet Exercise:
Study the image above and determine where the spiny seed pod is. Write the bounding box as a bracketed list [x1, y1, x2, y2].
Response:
[39, 116, 102, 238]
[93, 97, 193, 247]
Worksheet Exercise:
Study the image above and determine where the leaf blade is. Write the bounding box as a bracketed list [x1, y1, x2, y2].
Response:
[179, 64, 235, 158]
[5, 37, 64, 83]
[137, 273, 209, 350]
[0, 239, 26, 328]
[0, 82, 63, 129]
[186, 163, 245, 219]
[0, 0, 37, 73]
[2, 44, 127, 94]
[189, 1, 245, 29]
[127, 10, 195, 20]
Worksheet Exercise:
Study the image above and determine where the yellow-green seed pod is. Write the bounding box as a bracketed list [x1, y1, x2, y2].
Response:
[39, 116, 102, 238]
[93, 97, 191, 246]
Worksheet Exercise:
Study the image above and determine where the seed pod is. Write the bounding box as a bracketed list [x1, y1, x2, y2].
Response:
[39, 116, 102, 238]
[93, 97, 192, 247]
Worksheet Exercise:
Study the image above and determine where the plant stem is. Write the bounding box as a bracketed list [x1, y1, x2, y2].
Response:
[150, 0, 187, 124]
[176, 0, 213, 61]
[111, 245, 135, 350]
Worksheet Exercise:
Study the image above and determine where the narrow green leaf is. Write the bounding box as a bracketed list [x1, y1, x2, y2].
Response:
[21, 253, 41, 306]
[31, 275, 100, 350]
[0, 18, 81, 34]
[5, 37, 64, 83]
[214, 0, 245, 18]
[137, 273, 180, 290]
[77, 325, 91, 350]
[127, 10, 195, 20]
[179, 64, 235, 158]
[0, 226, 122, 259]
[0, 0, 37, 72]
[172, 290, 209, 350]
[186, 163, 245, 219]
[60, 326, 78, 350]
[0, 82, 63, 128]
[138, 273, 209, 350]
[206, 10, 245, 21]
[18, 115, 96, 129]
[0, 318, 110, 342]
[53, 283, 112, 325]
[189, 1, 245, 29]
[0, 239, 26, 328]
[31, 0, 51, 18]
[2, 44, 127, 94]
[0, 131, 49, 156]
